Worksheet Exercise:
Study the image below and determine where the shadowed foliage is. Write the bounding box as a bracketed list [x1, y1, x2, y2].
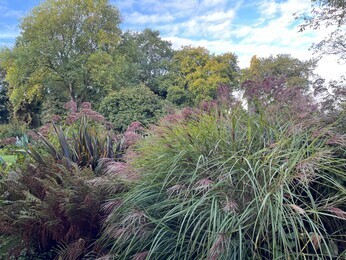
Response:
[0, 114, 141, 259]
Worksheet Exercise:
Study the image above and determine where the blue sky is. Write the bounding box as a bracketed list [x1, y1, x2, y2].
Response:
[0, 0, 344, 80]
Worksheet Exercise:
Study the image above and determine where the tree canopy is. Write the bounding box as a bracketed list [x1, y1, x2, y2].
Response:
[300, 0, 346, 61]
[0, 0, 122, 121]
[119, 29, 173, 96]
[241, 54, 318, 90]
[164, 46, 239, 106]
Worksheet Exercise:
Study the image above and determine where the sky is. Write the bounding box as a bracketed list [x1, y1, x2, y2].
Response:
[0, 0, 344, 81]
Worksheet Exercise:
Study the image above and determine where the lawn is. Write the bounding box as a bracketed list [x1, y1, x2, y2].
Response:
[0, 154, 17, 164]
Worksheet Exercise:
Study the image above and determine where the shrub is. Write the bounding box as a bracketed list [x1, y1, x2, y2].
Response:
[0, 120, 28, 140]
[99, 85, 165, 132]
[101, 105, 346, 259]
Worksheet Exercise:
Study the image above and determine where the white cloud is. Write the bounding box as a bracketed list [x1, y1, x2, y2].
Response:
[150, 0, 199, 16]
[316, 56, 345, 81]
[113, 0, 199, 18]
[0, 31, 19, 39]
[111, 0, 136, 10]
[258, 0, 279, 17]
[199, 9, 235, 23]
[199, 0, 227, 9]
[0, 1, 25, 19]
[125, 11, 175, 24]
[155, 8, 236, 41]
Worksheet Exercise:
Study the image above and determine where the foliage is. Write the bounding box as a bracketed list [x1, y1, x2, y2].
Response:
[0, 120, 28, 140]
[0, 113, 140, 259]
[99, 85, 165, 132]
[101, 104, 346, 259]
[0, 0, 122, 120]
[315, 76, 346, 115]
[39, 88, 70, 124]
[0, 156, 4, 168]
[242, 75, 318, 116]
[298, 0, 346, 128]
[164, 46, 239, 106]
[241, 54, 318, 90]
[0, 155, 16, 165]
[0, 68, 10, 124]
[0, 88, 10, 124]
[0, 162, 110, 259]
[299, 0, 346, 61]
[122, 29, 174, 96]
[31, 116, 114, 170]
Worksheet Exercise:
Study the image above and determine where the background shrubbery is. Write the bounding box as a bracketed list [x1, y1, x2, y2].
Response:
[99, 86, 165, 132]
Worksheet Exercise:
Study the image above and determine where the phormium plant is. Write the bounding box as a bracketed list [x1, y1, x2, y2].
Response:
[0, 103, 143, 259]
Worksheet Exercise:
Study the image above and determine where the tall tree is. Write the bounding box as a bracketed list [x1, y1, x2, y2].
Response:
[164, 46, 239, 106]
[120, 29, 173, 96]
[299, 0, 345, 116]
[241, 54, 319, 115]
[241, 54, 318, 90]
[1, 0, 122, 122]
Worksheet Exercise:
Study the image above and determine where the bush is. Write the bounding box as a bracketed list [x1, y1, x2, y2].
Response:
[101, 105, 346, 259]
[99, 85, 165, 132]
[0, 121, 28, 140]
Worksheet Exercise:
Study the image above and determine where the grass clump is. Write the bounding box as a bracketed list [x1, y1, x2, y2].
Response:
[101, 105, 346, 259]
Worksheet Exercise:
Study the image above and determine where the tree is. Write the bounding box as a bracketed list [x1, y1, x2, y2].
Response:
[299, 0, 346, 61]
[240, 55, 319, 115]
[164, 46, 239, 106]
[299, 1, 346, 116]
[241, 54, 318, 90]
[1, 0, 122, 121]
[120, 29, 173, 96]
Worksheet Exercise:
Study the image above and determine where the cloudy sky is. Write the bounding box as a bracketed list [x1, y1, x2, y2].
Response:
[0, 0, 344, 80]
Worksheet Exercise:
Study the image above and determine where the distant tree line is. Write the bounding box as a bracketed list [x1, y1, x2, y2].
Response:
[0, 0, 342, 130]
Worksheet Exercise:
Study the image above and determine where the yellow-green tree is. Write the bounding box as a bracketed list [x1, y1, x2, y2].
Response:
[165, 46, 239, 106]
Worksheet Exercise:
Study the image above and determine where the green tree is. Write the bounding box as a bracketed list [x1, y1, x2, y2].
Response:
[1, 0, 122, 121]
[241, 54, 318, 90]
[164, 46, 239, 106]
[120, 29, 173, 96]
[99, 86, 165, 132]
[300, 0, 346, 61]
[299, 1, 346, 119]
